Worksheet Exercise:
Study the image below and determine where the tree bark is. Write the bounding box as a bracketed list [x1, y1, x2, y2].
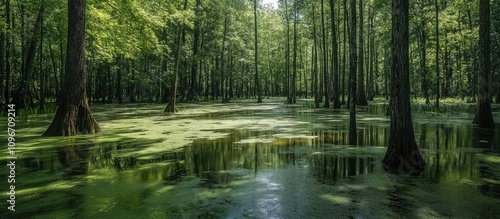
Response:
[285, 0, 291, 104]
[349, 0, 357, 144]
[4, 0, 11, 105]
[321, 0, 330, 108]
[435, 0, 440, 108]
[356, 0, 367, 106]
[417, 9, 429, 104]
[188, 0, 202, 102]
[221, 13, 228, 103]
[473, 0, 495, 128]
[0, 1, 5, 105]
[13, 3, 44, 109]
[330, 0, 340, 109]
[254, 0, 262, 103]
[342, 0, 347, 105]
[39, 4, 45, 112]
[44, 0, 100, 136]
[116, 56, 123, 103]
[292, 0, 297, 104]
[382, 0, 425, 171]
[165, 0, 188, 112]
[313, 3, 320, 108]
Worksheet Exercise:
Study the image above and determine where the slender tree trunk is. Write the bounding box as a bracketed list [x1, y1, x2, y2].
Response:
[39, 4, 45, 112]
[321, 0, 330, 108]
[418, 18, 429, 104]
[342, 0, 347, 105]
[165, 0, 188, 112]
[4, 0, 11, 105]
[313, 3, 319, 108]
[368, 10, 375, 101]
[14, 3, 45, 109]
[116, 56, 123, 103]
[356, 0, 367, 106]
[384, 45, 389, 101]
[349, 0, 357, 144]
[292, 0, 297, 104]
[44, 0, 100, 136]
[330, 0, 340, 109]
[188, 0, 202, 102]
[473, 0, 495, 128]
[382, 0, 425, 171]
[435, 0, 440, 108]
[165, 28, 181, 113]
[285, 0, 291, 103]
[48, 41, 59, 96]
[0, 1, 5, 105]
[254, 0, 262, 103]
[107, 63, 113, 103]
[221, 14, 228, 103]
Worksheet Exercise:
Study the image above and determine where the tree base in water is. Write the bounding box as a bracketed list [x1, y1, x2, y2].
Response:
[43, 99, 100, 136]
[382, 142, 425, 173]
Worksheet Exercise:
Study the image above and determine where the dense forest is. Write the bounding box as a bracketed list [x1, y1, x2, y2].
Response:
[0, 0, 499, 217]
[1, 0, 499, 111]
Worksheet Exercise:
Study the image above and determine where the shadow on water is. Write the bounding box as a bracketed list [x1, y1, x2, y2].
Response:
[1, 106, 500, 218]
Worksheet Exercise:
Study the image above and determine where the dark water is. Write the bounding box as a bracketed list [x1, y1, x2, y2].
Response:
[1, 103, 500, 218]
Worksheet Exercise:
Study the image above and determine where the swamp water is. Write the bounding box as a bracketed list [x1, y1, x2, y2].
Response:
[1, 99, 500, 218]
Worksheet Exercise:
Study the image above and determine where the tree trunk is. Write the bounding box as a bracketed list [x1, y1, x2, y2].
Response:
[473, 0, 495, 128]
[188, 0, 201, 102]
[221, 13, 228, 103]
[330, 0, 340, 109]
[349, 0, 357, 144]
[285, 0, 291, 104]
[0, 2, 5, 105]
[342, 0, 347, 105]
[321, 0, 330, 108]
[44, 0, 100, 136]
[313, 3, 320, 108]
[356, 0, 367, 106]
[292, 0, 297, 104]
[367, 10, 375, 101]
[435, 0, 440, 108]
[48, 41, 59, 96]
[4, 0, 11, 105]
[165, 0, 188, 112]
[13, 3, 45, 109]
[254, 0, 262, 103]
[39, 5, 45, 112]
[107, 64, 113, 103]
[116, 56, 123, 103]
[418, 17, 429, 104]
[382, 0, 425, 171]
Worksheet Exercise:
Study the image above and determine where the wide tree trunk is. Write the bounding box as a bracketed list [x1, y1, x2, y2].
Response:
[473, 0, 495, 128]
[43, 0, 100, 136]
[382, 0, 425, 171]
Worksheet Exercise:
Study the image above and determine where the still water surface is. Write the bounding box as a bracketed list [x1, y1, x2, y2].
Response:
[1, 102, 499, 218]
